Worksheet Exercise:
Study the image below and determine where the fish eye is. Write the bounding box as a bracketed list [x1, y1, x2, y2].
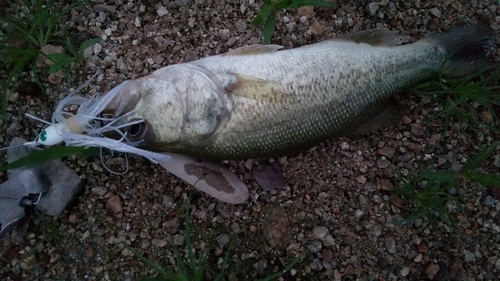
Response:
[127, 119, 153, 144]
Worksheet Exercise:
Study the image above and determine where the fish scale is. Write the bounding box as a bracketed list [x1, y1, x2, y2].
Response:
[185, 42, 442, 159]
[109, 26, 495, 160]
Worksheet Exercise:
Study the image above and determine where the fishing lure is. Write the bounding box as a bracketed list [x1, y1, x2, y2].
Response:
[18, 76, 170, 164]
[2, 74, 249, 204]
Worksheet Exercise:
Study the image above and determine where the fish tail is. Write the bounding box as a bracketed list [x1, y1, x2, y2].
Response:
[426, 25, 497, 77]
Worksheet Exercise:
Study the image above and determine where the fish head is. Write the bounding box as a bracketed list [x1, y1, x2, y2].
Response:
[105, 64, 231, 151]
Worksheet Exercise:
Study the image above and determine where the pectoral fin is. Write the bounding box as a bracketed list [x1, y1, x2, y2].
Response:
[155, 153, 249, 204]
[351, 102, 403, 134]
[225, 74, 289, 103]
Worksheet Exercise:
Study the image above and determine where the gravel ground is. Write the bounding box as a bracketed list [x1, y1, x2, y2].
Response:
[1, 0, 500, 280]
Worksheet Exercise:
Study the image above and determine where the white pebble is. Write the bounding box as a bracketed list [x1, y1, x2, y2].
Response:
[157, 6, 169, 16]
[134, 16, 141, 27]
[83, 45, 93, 59]
[93, 43, 102, 55]
[7, 91, 19, 102]
[340, 142, 350, 150]
[414, 253, 423, 262]
[400, 267, 410, 276]
[429, 7, 441, 18]
[312, 226, 329, 239]
[355, 209, 364, 218]
[323, 235, 336, 246]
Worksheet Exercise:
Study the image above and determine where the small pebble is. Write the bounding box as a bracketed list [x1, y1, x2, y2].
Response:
[429, 7, 442, 18]
[152, 239, 168, 248]
[385, 237, 397, 254]
[366, 2, 380, 16]
[7, 91, 19, 102]
[106, 195, 123, 213]
[355, 209, 364, 218]
[157, 6, 168, 16]
[400, 266, 410, 276]
[425, 263, 440, 279]
[312, 226, 329, 239]
[409, 123, 424, 136]
[173, 234, 184, 246]
[309, 21, 324, 35]
[20, 254, 36, 270]
[218, 29, 231, 41]
[297, 6, 314, 17]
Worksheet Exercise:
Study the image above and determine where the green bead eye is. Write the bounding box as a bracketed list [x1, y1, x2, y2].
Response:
[40, 130, 47, 142]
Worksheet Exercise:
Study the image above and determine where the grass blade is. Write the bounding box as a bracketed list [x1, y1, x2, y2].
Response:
[286, 0, 334, 8]
[256, 250, 308, 281]
[416, 170, 458, 183]
[460, 143, 498, 173]
[262, 11, 276, 44]
[250, 4, 272, 26]
[0, 146, 99, 172]
[214, 236, 235, 281]
[124, 244, 182, 281]
[462, 172, 500, 187]
[79, 38, 102, 57]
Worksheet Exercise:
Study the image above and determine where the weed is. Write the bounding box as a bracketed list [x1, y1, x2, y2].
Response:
[0, 146, 100, 172]
[45, 37, 102, 75]
[251, 0, 333, 44]
[126, 196, 307, 280]
[31, 211, 74, 252]
[388, 143, 500, 228]
[0, 0, 99, 120]
[413, 65, 500, 135]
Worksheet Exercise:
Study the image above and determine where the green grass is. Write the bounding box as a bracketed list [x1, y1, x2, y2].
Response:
[0, 146, 100, 172]
[413, 64, 500, 135]
[388, 143, 500, 228]
[395, 62, 500, 228]
[251, 0, 333, 44]
[31, 211, 74, 252]
[127, 196, 307, 281]
[0, 0, 99, 120]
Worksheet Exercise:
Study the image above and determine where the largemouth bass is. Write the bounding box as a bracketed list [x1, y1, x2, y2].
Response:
[7, 25, 496, 204]
[104, 25, 495, 160]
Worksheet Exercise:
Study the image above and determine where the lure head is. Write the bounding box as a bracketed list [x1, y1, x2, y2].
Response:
[106, 64, 231, 152]
[33, 116, 85, 146]
[34, 123, 66, 146]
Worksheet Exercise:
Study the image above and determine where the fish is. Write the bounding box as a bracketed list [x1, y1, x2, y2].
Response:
[4, 25, 495, 205]
[104, 25, 496, 160]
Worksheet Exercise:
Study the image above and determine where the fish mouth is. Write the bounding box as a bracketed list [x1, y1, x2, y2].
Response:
[96, 80, 154, 145]
[97, 111, 154, 146]
[122, 118, 155, 145]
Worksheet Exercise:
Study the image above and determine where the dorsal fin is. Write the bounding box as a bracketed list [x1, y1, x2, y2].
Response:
[336, 29, 405, 47]
[223, 44, 284, 56]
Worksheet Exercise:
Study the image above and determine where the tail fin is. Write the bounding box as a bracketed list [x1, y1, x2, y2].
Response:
[426, 25, 497, 77]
